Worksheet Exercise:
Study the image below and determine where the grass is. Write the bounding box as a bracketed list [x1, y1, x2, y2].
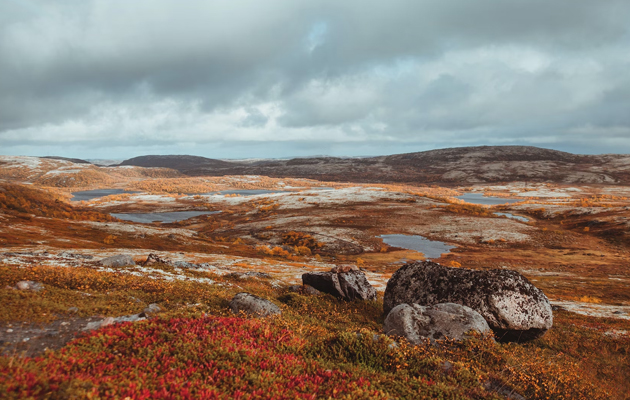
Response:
[2, 263, 629, 399]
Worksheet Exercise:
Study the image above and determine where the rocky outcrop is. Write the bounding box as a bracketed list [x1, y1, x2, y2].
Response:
[229, 293, 281, 318]
[383, 261, 553, 342]
[384, 303, 491, 344]
[100, 254, 135, 267]
[302, 268, 376, 301]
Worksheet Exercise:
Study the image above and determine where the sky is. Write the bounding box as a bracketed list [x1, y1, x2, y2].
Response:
[1, 0, 630, 160]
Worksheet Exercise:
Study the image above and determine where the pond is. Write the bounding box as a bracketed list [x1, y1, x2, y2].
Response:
[111, 211, 220, 224]
[494, 212, 529, 222]
[71, 189, 140, 202]
[379, 234, 455, 259]
[456, 193, 522, 205]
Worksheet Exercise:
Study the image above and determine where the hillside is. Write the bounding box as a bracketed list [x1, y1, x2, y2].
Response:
[118, 146, 630, 185]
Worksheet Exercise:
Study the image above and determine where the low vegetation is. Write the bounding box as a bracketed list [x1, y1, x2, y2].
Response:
[1, 263, 628, 399]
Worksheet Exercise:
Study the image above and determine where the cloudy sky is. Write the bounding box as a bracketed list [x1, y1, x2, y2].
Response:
[1, 0, 630, 160]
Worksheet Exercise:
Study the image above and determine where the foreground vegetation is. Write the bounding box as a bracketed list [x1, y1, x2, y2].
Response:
[1, 264, 628, 399]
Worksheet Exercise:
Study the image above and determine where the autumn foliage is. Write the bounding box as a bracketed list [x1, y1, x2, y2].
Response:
[0, 184, 115, 221]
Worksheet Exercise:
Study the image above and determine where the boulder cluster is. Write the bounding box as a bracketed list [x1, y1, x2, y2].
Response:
[298, 260, 553, 344]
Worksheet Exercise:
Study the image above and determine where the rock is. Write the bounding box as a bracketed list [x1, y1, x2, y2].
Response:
[15, 281, 44, 292]
[67, 307, 79, 314]
[142, 253, 171, 266]
[100, 254, 135, 267]
[288, 284, 302, 292]
[100, 317, 115, 328]
[83, 314, 146, 331]
[287, 284, 321, 295]
[302, 270, 376, 301]
[226, 271, 273, 280]
[143, 303, 161, 316]
[383, 303, 492, 344]
[383, 261, 553, 342]
[302, 285, 321, 296]
[229, 293, 281, 318]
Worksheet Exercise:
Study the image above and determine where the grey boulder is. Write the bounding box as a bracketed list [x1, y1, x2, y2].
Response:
[302, 269, 376, 301]
[229, 293, 281, 318]
[384, 303, 492, 344]
[383, 261, 553, 342]
[100, 254, 135, 267]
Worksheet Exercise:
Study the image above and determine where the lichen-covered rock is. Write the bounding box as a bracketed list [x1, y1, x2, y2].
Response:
[383, 261, 553, 341]
[229, 293, 281, 318]
[100, 254, 135, 267]
[384, 303, 492, 344]
[302, 269, 376, 301]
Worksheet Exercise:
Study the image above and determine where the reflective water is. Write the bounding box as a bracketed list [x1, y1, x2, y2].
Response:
[111, 211, 220, 223]
[456, 193, 522, 205]
[379, 234, 455, 259]
[494, 212, 529, 222]
[71, 189, 139, 202]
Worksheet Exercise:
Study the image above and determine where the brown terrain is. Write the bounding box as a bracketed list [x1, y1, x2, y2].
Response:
[1, 147, 630, 398]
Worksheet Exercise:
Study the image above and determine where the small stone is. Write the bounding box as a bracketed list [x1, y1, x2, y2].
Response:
[67, 307, 79, 313]
[143, 303, 161, 315]
[100, 317, 115, 327]
[229, 293, 281, 318]
[22, 337, 30, 342]
[6, 329, 13, 333]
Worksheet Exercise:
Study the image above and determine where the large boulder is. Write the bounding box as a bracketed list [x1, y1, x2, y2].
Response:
[229, 293, 281, 318]
[384, 303, 492, 343]
[383, 261, 553, 342]
[100, 254, 135, 267]
[302, 269, 376, 301]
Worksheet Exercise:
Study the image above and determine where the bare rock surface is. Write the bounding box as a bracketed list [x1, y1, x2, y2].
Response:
[302, 269, 376, 301]
[229, 293, 281, 317]
[383, 261, 553, 342]
[100, 254, 135, 267]
[384, 303, 491, 344]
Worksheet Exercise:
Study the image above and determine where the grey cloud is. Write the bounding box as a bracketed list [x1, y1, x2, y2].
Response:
[1, 0, 630, 157]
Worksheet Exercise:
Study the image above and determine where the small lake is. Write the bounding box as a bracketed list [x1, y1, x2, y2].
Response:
[456, 193, 522, 205]
[71, 189, 139, 202]
[111, 211, 220, 223]
[379, 234, 455, 259]
[494, 212, 529, 222]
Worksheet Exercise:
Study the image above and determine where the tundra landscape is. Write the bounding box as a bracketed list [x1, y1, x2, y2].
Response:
[3, 0, 630, 398]
[1, 146, 629, 399]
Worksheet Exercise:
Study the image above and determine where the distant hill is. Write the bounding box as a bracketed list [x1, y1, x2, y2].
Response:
[120, 155, 243, 171]
[117, 146, 630, 185]
[42, 156, 91, 164]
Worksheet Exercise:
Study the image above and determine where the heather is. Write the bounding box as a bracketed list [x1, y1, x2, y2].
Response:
[2, 264, 628, 399]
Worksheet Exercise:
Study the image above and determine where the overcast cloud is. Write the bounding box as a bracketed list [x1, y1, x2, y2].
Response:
[1, 0, 630, 159]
